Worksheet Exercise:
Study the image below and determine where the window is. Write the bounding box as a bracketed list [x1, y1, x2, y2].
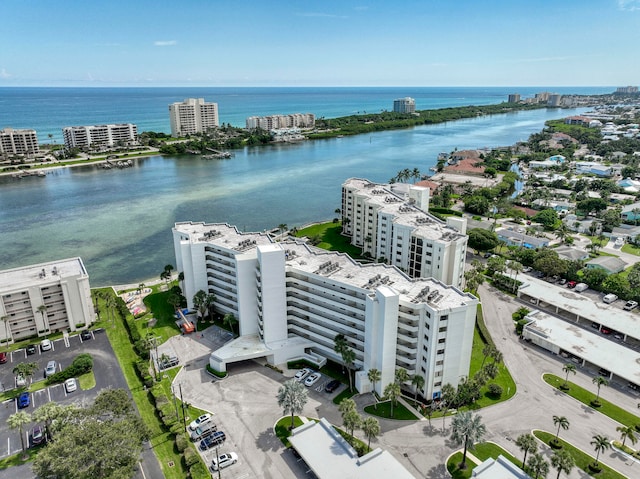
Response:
[436, 360, 443, 366]
[425, 322, 430, 329]
[441, 315, 448, 321]
[434, 381, 442, 387]
[435, 371, 442, 377]
[438, 338, 445, 344]
[438, 326, 447, 332]
[421, 367, 426, 373]
[424, 334, 429, 341]
[437, 349, 445, 354]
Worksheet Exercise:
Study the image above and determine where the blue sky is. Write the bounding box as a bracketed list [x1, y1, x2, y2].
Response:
[1, 0, 638, 87]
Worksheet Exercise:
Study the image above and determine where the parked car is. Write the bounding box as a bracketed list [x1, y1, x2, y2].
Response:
[40, 339, 52, 352]
[210, 452, 238, 471]
[31, 425, 45, 445]
[80, 330, 92, 341]
[601, 328, 611, 335]
[294, 368, 312, 382]
[0, 352, 7, 364]
[18, 392, 30, 408]
[304, 372, 321, 387]
[26, 344, 37, 355]
[522, 266, 532, 273]
[65, 378, 77, 393]
[574, 283, 588, 293]
[189, 413, 212, 431]
[199, 431, 226, 451]
[567, 280, 577, 288]
[324, 379, 341, 393]
[557, 278, 567, 285]
[599, 368, 610, 376]
[603, 293, 618, 304]
[190, 422, 217, 441]
[628, 382, 639, 391]
[624, 300, 638, 311]
[45, 360, 57, 377]
[16, 373, 26, 387]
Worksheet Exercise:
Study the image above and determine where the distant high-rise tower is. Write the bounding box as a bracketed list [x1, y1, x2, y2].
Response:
[169, 98, 219, 137]
[508, 93, 521, 103]
[393, 97, 416, 114]
[547, 94, 562, 107]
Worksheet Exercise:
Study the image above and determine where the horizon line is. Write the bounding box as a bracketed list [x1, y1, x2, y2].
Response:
[0, 84, 621, 89]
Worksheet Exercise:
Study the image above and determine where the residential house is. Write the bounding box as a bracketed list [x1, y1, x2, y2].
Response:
[496, 228, 550, 249]
[621, 202, 640, 222]
[585, 256, 627, 274]
[555, 246, 590, 262]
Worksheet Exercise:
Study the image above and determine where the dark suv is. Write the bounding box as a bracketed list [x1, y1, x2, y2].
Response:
[324, 379, 341, 393]
[199, 431, 226, 451]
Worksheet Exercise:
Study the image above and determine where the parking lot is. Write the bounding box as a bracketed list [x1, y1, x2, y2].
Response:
[0, 329, 128, 459]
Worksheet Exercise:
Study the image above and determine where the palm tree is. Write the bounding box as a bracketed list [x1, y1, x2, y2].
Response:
[394, 368, 410, 386]
[491, 349, 503, 365]
[33, 401, 65, 442]
[278, 223, 288, 238]
[552, 415, 570, 446]
[527, 452, 550, 479]
[37, 304, 48, 331]
[223, 313, 238, 336]
[480, 344, 495, 368]
[550, 449, 574, 479]
[592, 376, 608, 405]
[193, 290, 208, 320]
[367, 368, 381, 406]
[516, 433, 537, 467]
[276, 379, 308, 430]
[342, 408, 362, 438]
[383, 382, 401, 418]
[509, 260, 524, 292]
[362, 416, 380, 450]
[411, 374, 425, 404]
[450, 411, 486, 470]
[13, 362, 38, 387]
[7, 411, 32, 458]
[590, 434, 610, 468]
[561, 363, 576, 389]
[616, 425, 638, 448]
[1, 315, 9, 352]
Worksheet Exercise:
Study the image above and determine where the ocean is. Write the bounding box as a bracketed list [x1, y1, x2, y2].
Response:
[0, 86, 611, 285]
[0, 86, 613, 142]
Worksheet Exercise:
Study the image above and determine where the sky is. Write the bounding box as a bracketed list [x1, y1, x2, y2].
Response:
[1, 0, 639, 87]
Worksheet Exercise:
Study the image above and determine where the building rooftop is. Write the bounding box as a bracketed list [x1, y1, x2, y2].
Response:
[518, 276, 640, 339]
[343, 178, 464, 242]
[472, 455, 530, 479]
[524, 310, 640, 385]
[0, 257, 88, 291]
[289, 418, 415, 479]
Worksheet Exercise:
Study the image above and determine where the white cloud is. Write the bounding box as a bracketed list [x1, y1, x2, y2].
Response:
[0, 68, 11, 79]
[618, 0, 640, 11]
[296, 12, 347, 19]
[154, 40, 177, 46]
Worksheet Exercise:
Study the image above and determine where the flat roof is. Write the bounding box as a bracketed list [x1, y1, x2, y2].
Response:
[518, 276, 640, 339]
[289, 418, 415, 479]
[472, 455, 529, 479]
[524, 310, 640, 384]
[0, 257, 88, 291]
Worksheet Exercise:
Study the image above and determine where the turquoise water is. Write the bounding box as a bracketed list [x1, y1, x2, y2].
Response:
[0, 106, 586, 286]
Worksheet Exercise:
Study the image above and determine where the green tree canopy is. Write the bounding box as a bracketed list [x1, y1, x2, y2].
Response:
[467, 228, 499, 253]
[532, 209, 559, 229]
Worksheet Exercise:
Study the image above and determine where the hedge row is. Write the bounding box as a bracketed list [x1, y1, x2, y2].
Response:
[116, 295, 150, 359]
[46, 353, 93, 385]
[475, 304, 496, 350]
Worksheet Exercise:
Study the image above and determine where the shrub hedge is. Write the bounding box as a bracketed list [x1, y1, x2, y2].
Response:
[46, 353, 93, 385]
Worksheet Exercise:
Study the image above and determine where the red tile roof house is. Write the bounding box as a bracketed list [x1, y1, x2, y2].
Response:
[414, 179, 440, 192]
[443, 155, 486, 176]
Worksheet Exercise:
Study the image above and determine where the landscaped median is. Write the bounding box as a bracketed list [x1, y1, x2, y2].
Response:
[543, 373, 640, 427]
[533, 430, 626, 479]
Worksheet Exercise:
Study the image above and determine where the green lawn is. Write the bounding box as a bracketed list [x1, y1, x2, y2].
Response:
[295, 222, 364, 258]
[275, 416, 305, 447]
[95, 288, 192, 479]
[446, 451, 478, 479]
[0, 447, 40, 469]
[622, 243, 640, 256]
[363, 400, 419, 420]
[533, 430, 626, 479]
[543, 374, 640, 427]
[467, 328, 517, 408]
[78, 370, 96, 390]
[473, 442, 522, 467]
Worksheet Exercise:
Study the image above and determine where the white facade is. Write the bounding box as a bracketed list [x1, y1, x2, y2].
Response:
[62, 124, 138, 149]
[0, 128, 39, 156]
[0, 258, 95, 343]
[246, 113, 315, 130]
[341, 178, 468, 288]
[393, 97, 416, 114]
[169, 98, 219, 137]
[173, 222, 478, 400]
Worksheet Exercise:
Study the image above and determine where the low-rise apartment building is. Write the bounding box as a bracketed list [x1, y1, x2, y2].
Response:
[0, 258, 95, 343]
[341, 178, 468, 289]
[245, 113, 315, 130]
[0, 128, 40, 156]
[173, 222, 478, 400]
[62, 124, 138, 149]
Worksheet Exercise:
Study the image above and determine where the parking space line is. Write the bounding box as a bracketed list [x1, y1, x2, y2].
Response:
[63, 332, 70, 348]
[5, 437, 8, 457]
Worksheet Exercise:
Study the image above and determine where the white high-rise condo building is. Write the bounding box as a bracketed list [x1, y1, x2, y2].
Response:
[0, 258, 96, 344]
[169, 98, 219, 137]
[0, 128, 40, 156]
[246, 113, 315, 130]
[341, 178, 468, 289]
[393, 97, 416, 114]
[173, 222, 478, 400]
[62, 124, 138, 149]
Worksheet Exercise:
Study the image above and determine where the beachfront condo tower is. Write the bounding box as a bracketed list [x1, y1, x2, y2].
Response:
[169, 98, 219, 137]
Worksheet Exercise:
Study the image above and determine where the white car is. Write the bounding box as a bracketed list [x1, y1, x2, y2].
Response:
[16, 374, 26, 387]
[210, 452, 238, 471]
[304, 372, 321, 387]
[189, 413, 212, 431]
[294, 368, 312, 382]
[65, 378, 77, 393]
[40, 339, 52, 352]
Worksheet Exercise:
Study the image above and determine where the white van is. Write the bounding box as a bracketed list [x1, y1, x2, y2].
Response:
[574, 283, 589, 293]
[603, 293, 618, 304]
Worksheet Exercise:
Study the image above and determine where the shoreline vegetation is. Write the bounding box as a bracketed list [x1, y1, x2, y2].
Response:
[2, 100, 566, 177]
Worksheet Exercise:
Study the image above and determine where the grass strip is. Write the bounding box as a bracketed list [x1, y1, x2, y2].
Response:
[363, 400, 419, 420]
[533, 430, 626, 479]
[446, 451, 477, 479]
[543, 374, 640, 427]
[473, 441, 522, 467]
